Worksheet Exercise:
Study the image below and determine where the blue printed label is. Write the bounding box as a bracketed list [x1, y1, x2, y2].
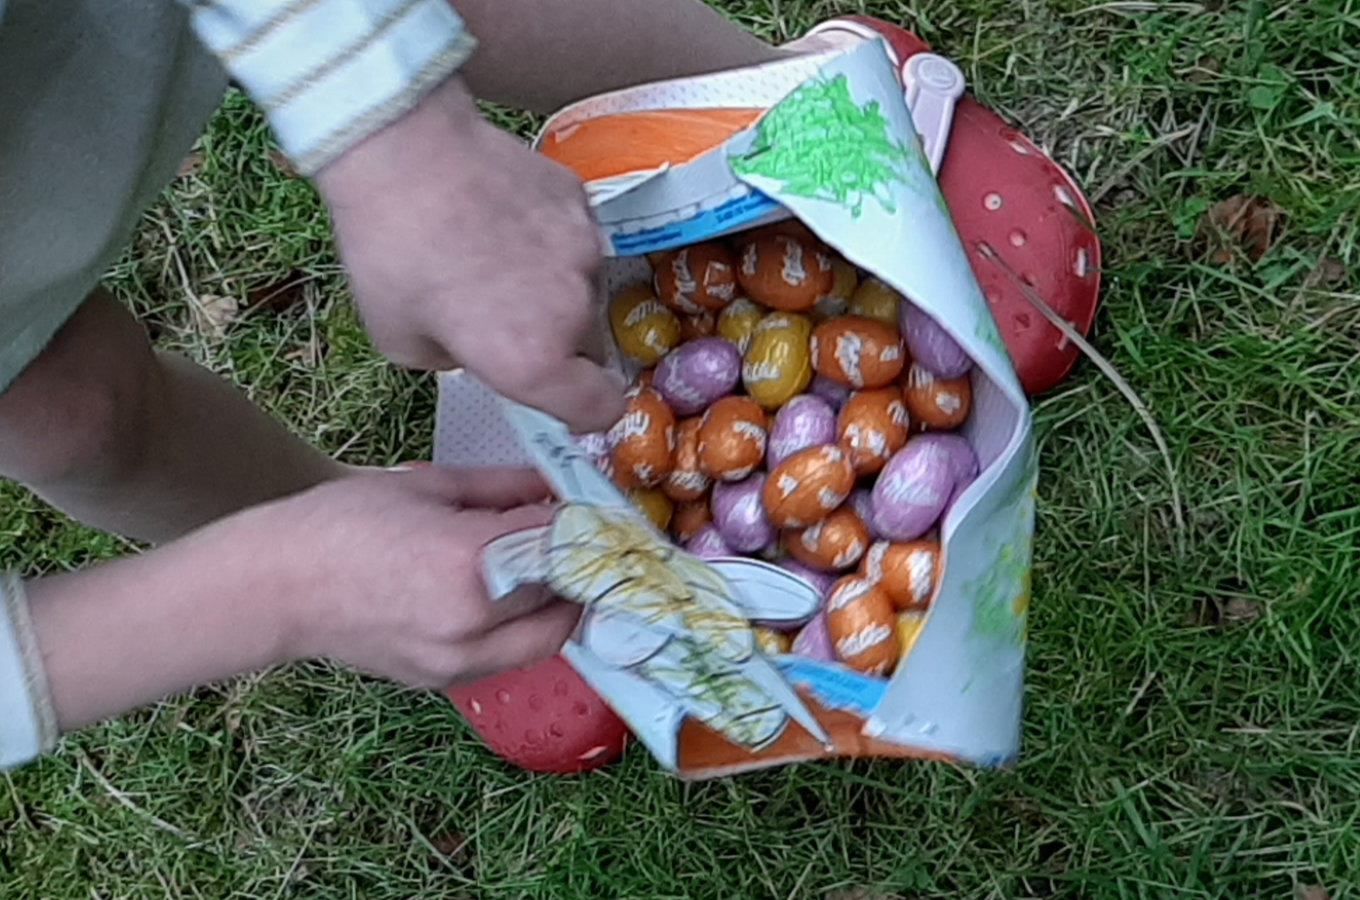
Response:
[775, 657, 887, 718]
[610, 190, 781, 256]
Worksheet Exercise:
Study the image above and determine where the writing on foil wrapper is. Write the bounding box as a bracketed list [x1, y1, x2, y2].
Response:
[776, 657, 888, 718]
[610, 191, 781, 256]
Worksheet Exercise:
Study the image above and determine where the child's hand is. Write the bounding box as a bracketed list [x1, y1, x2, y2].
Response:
[258, 466, 579, 689]
[315, 75, 626, 434]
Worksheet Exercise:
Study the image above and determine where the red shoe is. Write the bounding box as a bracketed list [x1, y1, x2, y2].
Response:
[807, 16, 1102, 395]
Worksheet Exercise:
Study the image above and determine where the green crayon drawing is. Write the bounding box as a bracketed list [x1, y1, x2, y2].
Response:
[731, 74, 930, 218]
[963, 452, 1037, 648]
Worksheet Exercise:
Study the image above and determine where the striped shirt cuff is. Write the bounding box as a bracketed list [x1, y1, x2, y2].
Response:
[186, 0, 478, 175]
[0, 572, 58, 771]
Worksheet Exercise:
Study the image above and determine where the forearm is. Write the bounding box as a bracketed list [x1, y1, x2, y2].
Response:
[22, 521, 297, 733]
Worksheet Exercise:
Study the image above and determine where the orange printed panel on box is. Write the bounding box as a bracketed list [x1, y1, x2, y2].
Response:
[540, 108, 765, 181]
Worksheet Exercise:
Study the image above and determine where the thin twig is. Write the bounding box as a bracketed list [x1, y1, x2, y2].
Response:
[79, 753, 199, 844]
[978, 244, 1187, 543]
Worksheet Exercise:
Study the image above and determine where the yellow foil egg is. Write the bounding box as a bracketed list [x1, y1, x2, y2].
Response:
[895, 611, 928, 658]
[628, 487, 675, 532]
[754, 627, 792, 655]
[813, 257, 860, 321]
[609, 283, 682, 366]
[742, 311, 814, 409]
[717, 297, 764, 354]
[847, 277, 902, 328]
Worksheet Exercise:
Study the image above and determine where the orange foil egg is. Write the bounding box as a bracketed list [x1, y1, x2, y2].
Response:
[654, 242, 739, 314]
[608, 387, 676, 489]
[786, 506, 869, 572]
[737, 235, 834, 312]
[838, 388, 910, 475]
[697, 396, 768, 481]
[670, 499, 712, 542]
[763, 445, 855, 529]
[811, 315, 905, 389]
[662, 417, 710, 502]
[826, 576, 900, 676]
[902, 362, 973, 430]
[679, 311, 718, 341]
[862, 540, 941, 611]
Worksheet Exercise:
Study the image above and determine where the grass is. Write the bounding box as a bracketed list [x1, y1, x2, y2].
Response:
[3, 0, 1360, 897]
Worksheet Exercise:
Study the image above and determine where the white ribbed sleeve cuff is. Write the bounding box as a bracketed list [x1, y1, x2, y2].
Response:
[185, 0, 478, 175]
[0, 572, 57, 771]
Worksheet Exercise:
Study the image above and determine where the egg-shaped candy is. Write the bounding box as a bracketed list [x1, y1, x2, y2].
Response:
[628, 488, 674, 532]
[848, 487, 884, 541]
[662, 417, 710, 503]
[608, 387, 676, 489]
[743, 311, 814, 409]
[811, 316, 905, 389]
[716, 297, 763, 354]
[902, 362, 972, 430]
[742, 218, 818, 245]
[654, 242, 738, 314]
[870, 436, 958, 541]
[573, 431, 611, 469]
[711, 475, 775, 553]
[776, 558, 838, 599]
[671, 499, 712, 543]
[609, 284, 682, 366]
[808, 374, 852, 411]
[635, 368, 656, 390]
[826, 576, 900, 676]
[812, 257, 859, 321]
[785, 506, 869, 572]
[862, 540, 940, 611]
[654, 337, 741, 416]
[698, 396, 767, 481]
[679, 311, 718, 342]
[895, 611, 928, 659]
[768, 395, 837, 468]
[737, 235, 834, 312]
[847, 277, 902, 328]
[837, 388, 910, 476]
[900, 301, 973, 379]
[791, 613, 836, 662]
[914, 432, 980, 486]
[754, 628, 792, 655]
[763, 445, 855, 529]
[686, 524, 734, 559]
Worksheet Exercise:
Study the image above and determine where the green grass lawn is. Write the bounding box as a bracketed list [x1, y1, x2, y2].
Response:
[4, 1, 1359, 897]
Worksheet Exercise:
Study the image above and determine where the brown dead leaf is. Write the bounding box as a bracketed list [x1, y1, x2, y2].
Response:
[427, 832, 474, 870]
[1201, 195, 1282, 263]
[1315, 257, 1347, 286]
[246, 273, 309, 313]
[268, 149, 300, 179]
[191, 294, 239, 341]
[1223, 597, 1263, 623]
[1296, 886, 1330, 900]
[177, 151, 205, 178]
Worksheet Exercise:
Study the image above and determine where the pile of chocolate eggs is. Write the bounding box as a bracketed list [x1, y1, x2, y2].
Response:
[587, 220, 981, 680]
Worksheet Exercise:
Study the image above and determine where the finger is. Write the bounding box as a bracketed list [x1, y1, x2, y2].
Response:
[493, 354, 626, 434]
[448, 599, 582, 684]
[400, 465, 553, 508]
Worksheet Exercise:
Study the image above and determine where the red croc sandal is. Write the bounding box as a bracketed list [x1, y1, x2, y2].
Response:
[807, 16, 1103, 395]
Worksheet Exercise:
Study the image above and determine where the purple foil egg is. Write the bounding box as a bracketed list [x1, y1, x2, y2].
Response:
[900, 301, 973, 379]
[776, 558, 838, 600]
[870, 437, 958, 541]
[653, 337, 741, 415]
[848, 487, 884, 540]
[711, 475, 775, 553]
[790, 613, 836, 662]
[685, 524, 734, 559]
[809, 374, 852, 411]
[767, 395, 838, 467]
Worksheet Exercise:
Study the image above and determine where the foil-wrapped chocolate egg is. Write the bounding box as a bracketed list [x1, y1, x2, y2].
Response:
[813, 257, 859, 321]
[654, 337, 741, 416]
[608, 387, 675, 489]
[627, 487, 674, 532]
[763, 445, 855, 529]
[811, 315, 905, 389]
[743, 311, 814, 409]
[847, 277, 902, 328]
[785, 506, 869, 572]
[716, 297, 764, 354]
[848, 487, 883, 541]
[862, 540, 941, 611]
[711, 475, 775, 553]
[662, 417, 710, 503]
[902, 362, 972, 431]
[671, 499, 713, 543]
[776, 558, 838, 599]
[870, 436, 959, 541]
[900, 301, 973, 379]
[754, 628, 792, 655]
[685, 524, 734, 559]
[697, 396, 768, 481]
[808, 374, 852, 411]
[826, 576, 900, 676]
[791, 612, 835, 662]
[737, 235, 834, 312]
[837, 387, 910, 475]
[654, 242, 739, 314]
[768, 395, 837, 468]
[608, 283, 682, 366]
[678, 311, 718, 342]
